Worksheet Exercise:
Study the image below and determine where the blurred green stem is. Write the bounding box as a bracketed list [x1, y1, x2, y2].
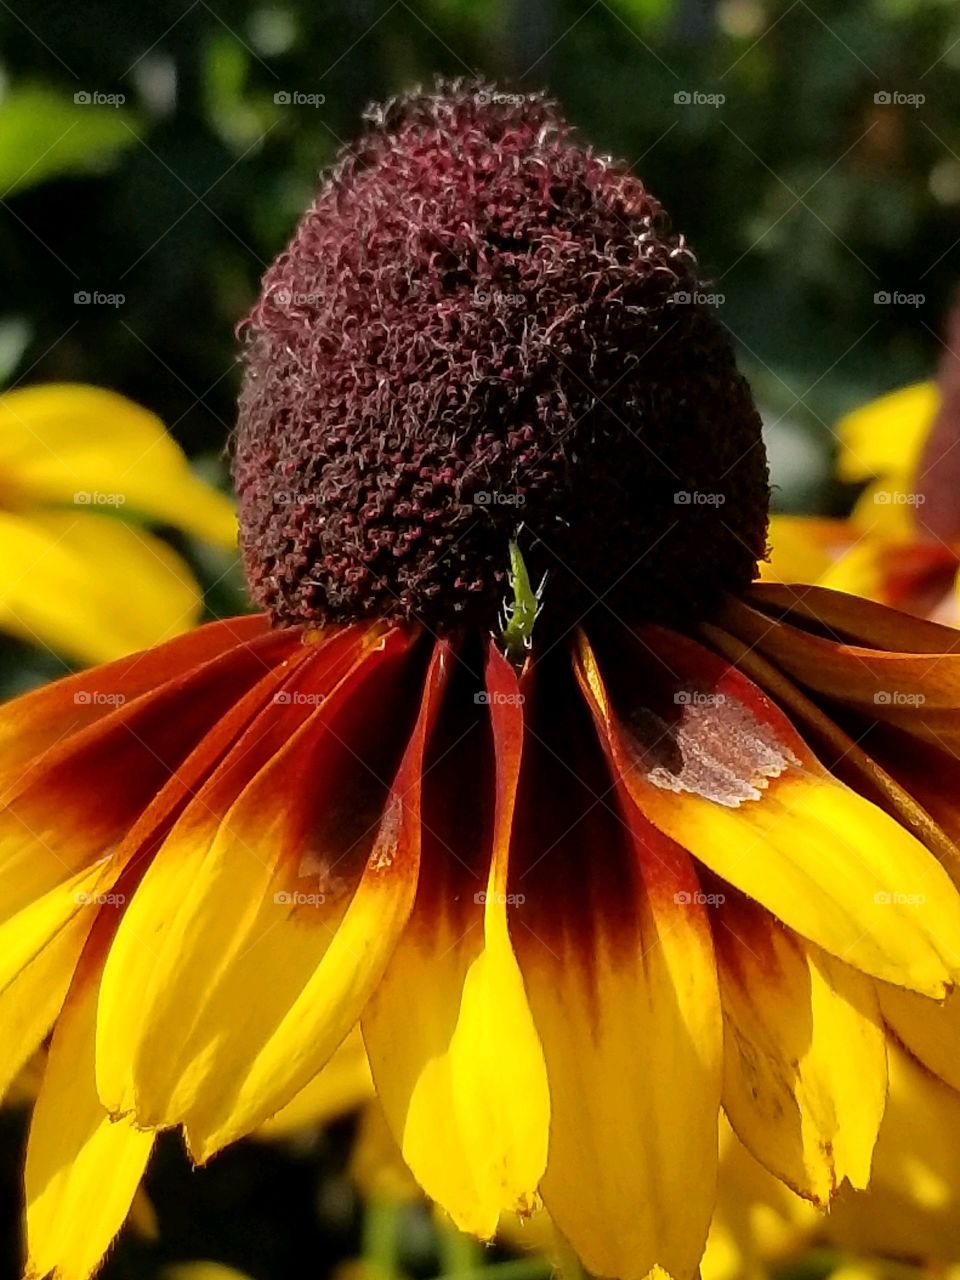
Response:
[362, 1198, 403, 1274]
[437, 1225, 482, 1276]
[437, 1260, 554, 1280]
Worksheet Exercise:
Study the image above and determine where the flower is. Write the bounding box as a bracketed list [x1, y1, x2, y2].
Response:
[0, 383, 237, 664]
[765, 302, 960, 621]
[703, 1039, 960, 1278]
[7, 83, 960, 1280]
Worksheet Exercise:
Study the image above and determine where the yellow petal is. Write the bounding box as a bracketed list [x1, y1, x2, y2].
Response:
[511, 656, 722, 1280]
[0, 909, 90, 1103]
[578, 627, 960, 996]
[715, 891, 886, 1204]
[825, 1042, 960, 1260]
[98, 633, 438, 1158]
[848, 478, 922, 538]
[836, 381, 936, 485]
[363, 646, 549, 1238]
[706, 1115, 818, 1280]
[25, 968, 153, 1280]
[0, 384, 236, 548]
[0, 509, 202, 664]
[762, 515, 858, 588]
[257, 1025, 373, 1138]
[879, 983, 960, 1094]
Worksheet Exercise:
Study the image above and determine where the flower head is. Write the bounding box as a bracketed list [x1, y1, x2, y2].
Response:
[234, 82, 768, 632]
[5, 83, 960, 1280]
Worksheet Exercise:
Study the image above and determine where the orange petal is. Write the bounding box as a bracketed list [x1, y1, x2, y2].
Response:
[0, 624, 303, 925]
[0, 612, 270, 775]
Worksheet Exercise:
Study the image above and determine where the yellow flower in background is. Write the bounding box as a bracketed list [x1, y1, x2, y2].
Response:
[703, 1040, 960, 1279]
[835, 380, 936, 521]
[0, 383, 237, 665]
[764, 360, 960, 620]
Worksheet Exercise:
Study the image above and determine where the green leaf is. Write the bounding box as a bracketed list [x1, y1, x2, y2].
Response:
[0, 86, 139, 196]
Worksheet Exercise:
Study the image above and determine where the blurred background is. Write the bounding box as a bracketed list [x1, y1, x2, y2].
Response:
[1, 0, 958, 1275]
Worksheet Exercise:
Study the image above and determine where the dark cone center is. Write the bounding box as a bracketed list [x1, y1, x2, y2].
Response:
[233, 83, 769, 635]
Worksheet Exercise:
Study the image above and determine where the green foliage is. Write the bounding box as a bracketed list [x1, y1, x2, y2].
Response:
[0, 85, 139, 194]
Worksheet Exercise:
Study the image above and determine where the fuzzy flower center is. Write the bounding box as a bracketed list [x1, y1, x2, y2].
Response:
[233, 82, 769, 634]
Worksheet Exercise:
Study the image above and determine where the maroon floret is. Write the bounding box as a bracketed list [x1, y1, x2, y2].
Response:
[233, 80, 769, 633]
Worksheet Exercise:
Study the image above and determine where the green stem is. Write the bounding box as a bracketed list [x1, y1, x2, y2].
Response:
[362, 1197, 403, 1274]
[438, 1259, 554, 1280]
[437, 1224, 483, 1276]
